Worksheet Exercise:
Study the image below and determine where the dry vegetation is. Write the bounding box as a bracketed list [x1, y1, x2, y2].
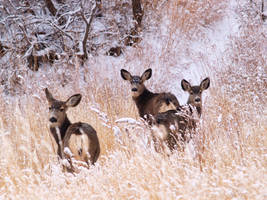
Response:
[0, 0, 267, 199]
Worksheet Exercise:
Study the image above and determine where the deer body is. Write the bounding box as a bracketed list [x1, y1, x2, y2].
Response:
[153, 78, 210, 151]
[45, 88, 100, 171]
[63, 123, 100, 165]
[121, 68, 180, 119]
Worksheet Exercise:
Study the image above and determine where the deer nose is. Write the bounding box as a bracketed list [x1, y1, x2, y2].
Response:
[195, 97, 201, 103]
[49, 117, 57, 123]
[132, 88, 138, 92]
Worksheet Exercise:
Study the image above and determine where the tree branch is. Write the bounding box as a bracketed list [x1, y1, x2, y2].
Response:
[48, 20, 74, 40]
[80, 2, 97, 60]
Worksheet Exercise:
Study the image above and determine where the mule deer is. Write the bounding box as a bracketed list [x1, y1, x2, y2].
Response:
[45, 88, 100, 171]
[153, 78, 210, 151]
[120, 68, 180, 120]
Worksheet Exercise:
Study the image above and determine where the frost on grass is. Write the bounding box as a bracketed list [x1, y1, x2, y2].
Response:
[115, 117, 142, 125]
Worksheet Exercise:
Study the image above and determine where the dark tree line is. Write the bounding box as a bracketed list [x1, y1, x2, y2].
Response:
[0, 0, 143, 71]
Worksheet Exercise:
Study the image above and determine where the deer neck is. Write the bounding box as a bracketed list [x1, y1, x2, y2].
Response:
[188, 101, 202, 117]
[49, 117, 71, 159]
[51, 116, 71, 139]
[196, 106, 202, 117]
[60, 117, 71, 138]
[133, 88, 155, 117]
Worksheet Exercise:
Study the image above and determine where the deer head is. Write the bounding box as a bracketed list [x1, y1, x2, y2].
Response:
[181, 78, 210, 116]
[121, 68, 152, 98]
[45, 88, 81, 128]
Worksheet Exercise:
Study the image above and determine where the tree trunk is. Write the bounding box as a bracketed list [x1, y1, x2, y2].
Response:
[96, 0, 102, 17]
[45, 0, 57, 16]
[262, 0, 267, 21]
[55, 0, 65, 3]
[132, 0, 143, 27]
[80, 2, 97, 60]
[124, 0, 143, 46]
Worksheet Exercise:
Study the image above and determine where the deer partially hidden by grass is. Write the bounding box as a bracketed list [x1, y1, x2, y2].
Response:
[120, 68, 180, 120]
[152, 78, 210, 152]
[45, 88, 100, 172]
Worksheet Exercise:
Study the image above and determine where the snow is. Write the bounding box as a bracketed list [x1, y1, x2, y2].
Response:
[217, 114, 222, 123]
[64, 147, 73, 157]
[112, 126, 121, 137]
[115, 118, 142, 125]
[62, 159, 71, 168]
[169, 125, 176, 132]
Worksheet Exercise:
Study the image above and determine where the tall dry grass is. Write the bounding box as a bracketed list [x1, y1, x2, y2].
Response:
[0, 0, 267, 199]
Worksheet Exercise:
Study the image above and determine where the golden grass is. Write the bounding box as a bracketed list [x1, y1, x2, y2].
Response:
[144, 0, 227, 39]
[1, 59, 266, 199]
[0, 0, 267, 199]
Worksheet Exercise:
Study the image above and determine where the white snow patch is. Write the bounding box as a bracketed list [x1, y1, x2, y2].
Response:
[185, 140, 197, 159]
[113, 126, 121, 137]
[62, 159, 71, 168]
[169, 124, 176, 132]
[64, 147, 73, 157]
[115, 118, 141, 125]
[218, 114, 222, 123]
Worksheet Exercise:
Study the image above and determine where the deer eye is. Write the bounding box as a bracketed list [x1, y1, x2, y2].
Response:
[59, 108, 64, 112]
[49, 107, 52, 111]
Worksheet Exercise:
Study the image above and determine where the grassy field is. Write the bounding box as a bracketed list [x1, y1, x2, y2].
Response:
[0, 0, 266, 199]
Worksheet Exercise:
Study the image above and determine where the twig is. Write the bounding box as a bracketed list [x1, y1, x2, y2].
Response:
[48, 20, 74, 40]
[18, 24, 31, 45]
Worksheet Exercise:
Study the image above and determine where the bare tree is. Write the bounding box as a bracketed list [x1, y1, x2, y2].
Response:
[125, 0, 144, 46]
[79, 1, 97, 60]
[249, 0, 267, 21]
[96, 0, 102, 17]
[107, 0, 144, 56]
[0, 0, 145, 72]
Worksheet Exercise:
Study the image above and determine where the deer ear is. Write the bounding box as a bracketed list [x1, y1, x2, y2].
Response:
[200, 77, 210, 91]
[141, 68, 152, 82]
[45, 88, 55, 104]
[121, 69, 132, 81]
[181, 79, 191, 92]
[65, 94, 82, 107]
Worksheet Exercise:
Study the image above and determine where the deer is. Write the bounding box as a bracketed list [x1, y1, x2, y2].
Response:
[120, 68, 180, 120]
[45, 88, 100, 172]
[152, 77, 210, 151]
